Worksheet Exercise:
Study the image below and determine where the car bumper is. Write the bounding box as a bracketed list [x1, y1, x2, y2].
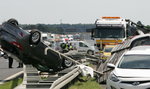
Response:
[107, 78, 150, 89]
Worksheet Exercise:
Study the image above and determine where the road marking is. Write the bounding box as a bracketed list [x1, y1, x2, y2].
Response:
[0, 71, 23, 84]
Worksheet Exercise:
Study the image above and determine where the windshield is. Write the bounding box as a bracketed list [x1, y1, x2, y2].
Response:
[95, 27, 125, 38]
[118, 55, 150, 69]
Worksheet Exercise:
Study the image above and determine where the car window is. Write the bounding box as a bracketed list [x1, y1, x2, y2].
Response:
[79, 42, 88, 47]
[118, 55, 150, 69]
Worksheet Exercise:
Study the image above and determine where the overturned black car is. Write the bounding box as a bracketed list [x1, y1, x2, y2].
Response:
[0, 19, 73, 72]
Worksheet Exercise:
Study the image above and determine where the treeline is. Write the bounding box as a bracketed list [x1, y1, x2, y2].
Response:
[20, 23, 150, 34]
[21, 24, 95, 34]
[146, 25, 150, 29]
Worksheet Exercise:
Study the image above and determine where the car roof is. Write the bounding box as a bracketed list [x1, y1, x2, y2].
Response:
[112, 34, 150, 52]
[131, 34, 150, 42]
[125, 46, 150, 55]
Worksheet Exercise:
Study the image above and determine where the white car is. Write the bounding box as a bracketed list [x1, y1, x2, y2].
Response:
[107, 46, 150, 89]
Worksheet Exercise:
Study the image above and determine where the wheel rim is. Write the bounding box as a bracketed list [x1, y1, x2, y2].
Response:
[32, 32, 40, 43]
[64, 59, 72, 67]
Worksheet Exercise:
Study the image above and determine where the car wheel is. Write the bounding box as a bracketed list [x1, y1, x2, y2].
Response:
[63, 59, 73, 68]
[7, 18, 19, 26]
[29, 30, 41, 45]
[87, 50, 94, 55]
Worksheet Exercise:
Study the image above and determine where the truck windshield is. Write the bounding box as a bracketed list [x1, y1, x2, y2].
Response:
[95, 27, 125, 38]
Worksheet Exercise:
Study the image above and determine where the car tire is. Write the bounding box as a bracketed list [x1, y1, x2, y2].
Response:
[63, 59, 73, 68]
[7, 18, 19, 26]
[87, 50, 94, 55]
[29, 30, 41, 45]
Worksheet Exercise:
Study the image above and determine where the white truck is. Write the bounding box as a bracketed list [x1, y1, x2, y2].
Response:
[91, 17, 143, 50]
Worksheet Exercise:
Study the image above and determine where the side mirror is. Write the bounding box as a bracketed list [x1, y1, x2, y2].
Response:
[91, 37, 94, 40]
[91, 28, 95, 40]
[107, 63, 115, 69]
[126, 30, 129, 37]
[91, 34, 94, 40]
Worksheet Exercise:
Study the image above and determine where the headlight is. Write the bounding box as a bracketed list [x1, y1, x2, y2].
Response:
[109, 73, 119, 82]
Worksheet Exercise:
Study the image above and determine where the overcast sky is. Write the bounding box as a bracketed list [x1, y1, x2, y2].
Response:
[0, 0, 149, 25]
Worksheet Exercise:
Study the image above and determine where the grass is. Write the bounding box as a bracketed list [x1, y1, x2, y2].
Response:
[0, 78, 23, 89]
[0, 76, 103, 89]
[68, 77, 102, 89]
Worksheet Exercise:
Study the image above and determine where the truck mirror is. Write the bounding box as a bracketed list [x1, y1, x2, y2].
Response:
[91, 28, 95, 40]
[91, 37, 94, 40]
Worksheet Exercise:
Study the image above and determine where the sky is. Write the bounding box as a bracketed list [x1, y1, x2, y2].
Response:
[0, 0, 149, 25]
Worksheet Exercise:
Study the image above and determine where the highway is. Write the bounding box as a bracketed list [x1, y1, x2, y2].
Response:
[0, 57, 23, 83]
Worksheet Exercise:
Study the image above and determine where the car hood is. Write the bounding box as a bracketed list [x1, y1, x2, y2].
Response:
[114, 68, 150, 78]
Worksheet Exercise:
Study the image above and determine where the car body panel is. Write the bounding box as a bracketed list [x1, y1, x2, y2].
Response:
[97, 35, 150, 83]
[107, 46, 150, 89]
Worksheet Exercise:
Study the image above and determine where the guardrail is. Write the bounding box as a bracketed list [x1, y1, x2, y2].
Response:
[15, 50, 102, 89]
[50, 66, 81, 89]
[15, 65, 81, 89]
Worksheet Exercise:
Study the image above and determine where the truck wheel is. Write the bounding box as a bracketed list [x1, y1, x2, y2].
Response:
[63, 59, 73, 68]
[29, 30, 41, 45]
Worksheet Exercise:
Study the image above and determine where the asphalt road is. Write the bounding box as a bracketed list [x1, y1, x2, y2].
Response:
[0, 57, 23, 82]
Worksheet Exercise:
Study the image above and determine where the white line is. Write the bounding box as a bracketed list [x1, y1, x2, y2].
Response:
[0, 71, 23, 84]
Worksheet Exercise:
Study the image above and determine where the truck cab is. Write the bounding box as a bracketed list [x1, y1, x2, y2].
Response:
[92, 17, 140, 50]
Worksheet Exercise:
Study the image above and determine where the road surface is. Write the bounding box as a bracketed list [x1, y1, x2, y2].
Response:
[0, 57, 23, 83]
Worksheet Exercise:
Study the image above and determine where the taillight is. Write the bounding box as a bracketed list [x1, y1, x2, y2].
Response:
[10, 41, 23, 50]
